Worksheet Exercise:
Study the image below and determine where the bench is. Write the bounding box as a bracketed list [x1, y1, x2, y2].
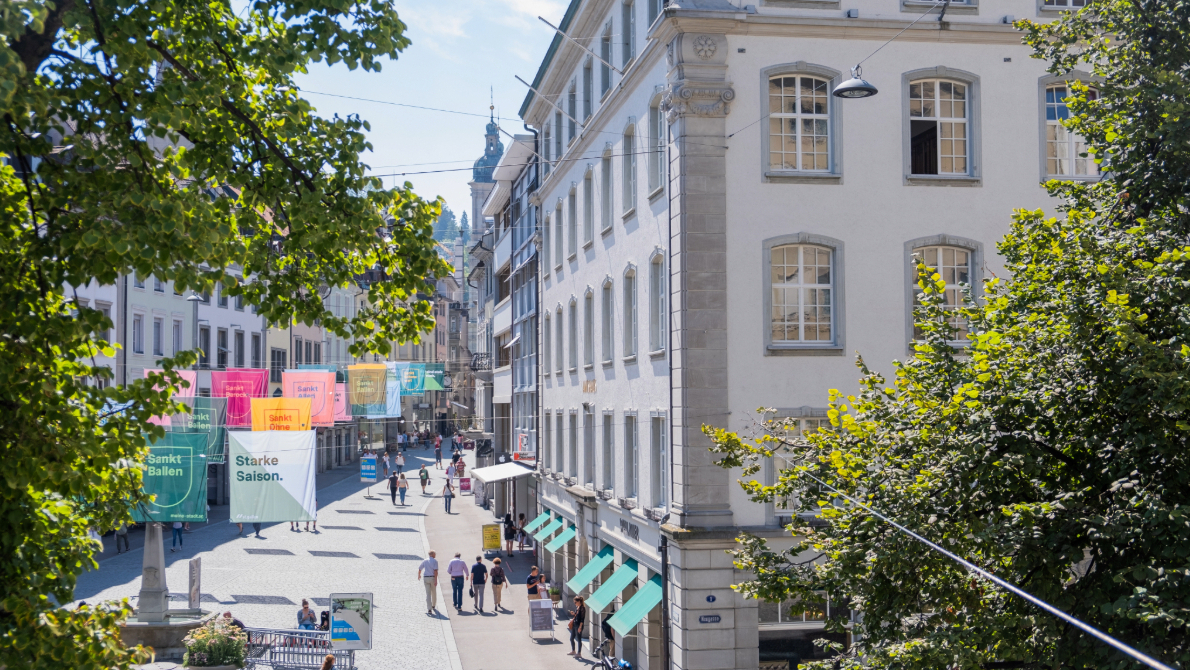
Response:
[244, 627, 356, 669]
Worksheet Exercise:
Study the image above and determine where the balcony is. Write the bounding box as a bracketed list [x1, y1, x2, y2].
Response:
[597, 489, 614, 501]
[617, 497, 638, 510]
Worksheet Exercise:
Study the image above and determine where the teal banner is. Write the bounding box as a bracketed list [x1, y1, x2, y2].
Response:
[133, 432, 209, 523]
[171, 396, 228, 464]
[395, 362, 425, 396]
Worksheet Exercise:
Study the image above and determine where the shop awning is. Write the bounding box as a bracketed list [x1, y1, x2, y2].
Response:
[533, 518, 564, 542]
[566, 545, 615, 593]
[585, 559, 638, 613]
[606, 574, 663, 636]
[544, 525, 577, 552]
[469, 461, 535, 484]
[523, 512, 551, 533]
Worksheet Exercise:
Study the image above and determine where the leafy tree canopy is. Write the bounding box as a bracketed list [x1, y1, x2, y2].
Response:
[709, 2, 1190, 668]
[0, 1, 448, 667]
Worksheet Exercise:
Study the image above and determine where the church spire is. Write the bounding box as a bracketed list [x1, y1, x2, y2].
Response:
[472, 89, 504, 183]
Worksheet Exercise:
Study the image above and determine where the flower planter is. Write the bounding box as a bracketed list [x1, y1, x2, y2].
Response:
[549, 593, 562, 603]
[185, 665, 239, 670]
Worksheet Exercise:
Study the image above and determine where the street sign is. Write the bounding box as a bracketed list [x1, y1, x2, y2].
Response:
[482, 524, 501, 550]
[330, 592, 374, 651]
[360, 455, 377, 482]
[529, 598, 554, 635]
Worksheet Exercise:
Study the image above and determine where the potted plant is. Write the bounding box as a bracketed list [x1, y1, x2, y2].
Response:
[548, 586, 562, 604]
[182, 617, 247, 669]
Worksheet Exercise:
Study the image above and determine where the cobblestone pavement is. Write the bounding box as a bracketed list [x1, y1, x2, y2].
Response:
[74, 448, 461, 670]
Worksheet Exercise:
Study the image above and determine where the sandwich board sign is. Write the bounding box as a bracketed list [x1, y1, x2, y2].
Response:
[330, 592, 373, 650]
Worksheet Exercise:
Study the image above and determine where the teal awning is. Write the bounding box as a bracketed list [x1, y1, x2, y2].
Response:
[523, 512, 551, 533]
[533, 518, 563, 542]
[606, 575, 663, 636]
[566, 545, 615, 593]
[585, 559, 638, 613]
[544, 525, 577, 553]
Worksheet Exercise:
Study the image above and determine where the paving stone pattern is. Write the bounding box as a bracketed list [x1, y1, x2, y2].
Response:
[74, 453, 459, 670]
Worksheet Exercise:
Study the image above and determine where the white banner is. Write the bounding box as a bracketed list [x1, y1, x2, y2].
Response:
[229, 431, 317, 523]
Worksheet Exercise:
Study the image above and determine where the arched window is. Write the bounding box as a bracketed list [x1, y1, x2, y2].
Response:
[912, 245, 972, 343]
[768, 75, 830, 172]
[770, 244, 833, 343]
[1045, 84, 1098, 178]
[910, 79, 968, 175]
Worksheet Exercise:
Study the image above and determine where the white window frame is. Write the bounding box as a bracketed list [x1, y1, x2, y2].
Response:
[555, 306, 564, 374]
[601, 146, 614, 232]
[762, 233, 845, 355]
[555, 111, 564, 160]
[152, 317, 164, 356]
[622, 121, 637, 216]
[556, 412, 565, 474]
[600, 22, 613, 96]
[568, 410, 578, 477]
[543, 312, 552, 377]
[648, 97, 666, 195]
[760, 63, 842, 183]
[622, 0, 636, 66]
[584, 289, 595, 367]
[767, 412, 833, 522]
[583, 58, 593, 121]
[544, 410, 553, 471]
[543, 123, 552, 176]
[649, 252, 666, 354]
[903, 234, 983, 350]
[650, 412, 668, 510]
[568, 299, 578, 373]
[623, 268, 638, 359]
[1038, 73, 1101, 182]
[554, 202, 564, 270]
[601, 410, 614, 491]
[624, 412, 638, 498]
[543, 213, 551, 269]
[583, 167, 595, 246]
[172, 319, 183, 355]
[602, 280, 614, 364]
[902, 67, 982, 185]
[583, 406, 596, 487]
[767, 73, 831, 173]
[132, 313, 144, 354]
[568, 186, 578, 258]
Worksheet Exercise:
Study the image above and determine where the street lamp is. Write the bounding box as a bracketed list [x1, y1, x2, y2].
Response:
[833, 66, 878, 99]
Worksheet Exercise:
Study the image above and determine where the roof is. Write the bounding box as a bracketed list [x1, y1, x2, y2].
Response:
[518, 0, 583, 120]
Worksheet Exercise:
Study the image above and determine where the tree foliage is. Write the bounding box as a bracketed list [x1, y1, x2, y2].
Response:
[0, 1, 448, 667]
[708, 2, 1190, 668]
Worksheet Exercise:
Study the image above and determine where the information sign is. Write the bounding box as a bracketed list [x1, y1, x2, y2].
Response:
[482, 524, 501, 551]
[529, 598, 555, 634]
[360, 454, 377, 483]
[459, 477, 471, 493]
[330, 592, 373, 651]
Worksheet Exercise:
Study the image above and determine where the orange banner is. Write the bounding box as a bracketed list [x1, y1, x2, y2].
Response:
[250, 397, 312, 431]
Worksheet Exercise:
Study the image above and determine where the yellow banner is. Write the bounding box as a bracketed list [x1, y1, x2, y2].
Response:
[482, 524, 502, 551]
[250, 397, 312, 431]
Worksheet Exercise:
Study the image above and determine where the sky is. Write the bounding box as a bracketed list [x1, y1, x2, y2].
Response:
[294, 0, 570, 226]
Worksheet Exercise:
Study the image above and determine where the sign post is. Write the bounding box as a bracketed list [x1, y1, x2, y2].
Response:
[330, 593, 374, 650]
[529, 598, 555, 640]
[188, 557, 201, 610]
[360, 454, 377, 498]
[482, 524, 501, 551]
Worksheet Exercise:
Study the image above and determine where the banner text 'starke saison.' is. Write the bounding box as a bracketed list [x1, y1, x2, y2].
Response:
[229, 431, 318, 522]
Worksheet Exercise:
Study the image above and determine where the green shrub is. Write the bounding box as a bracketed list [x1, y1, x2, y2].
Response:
[182, 617, 246, 668]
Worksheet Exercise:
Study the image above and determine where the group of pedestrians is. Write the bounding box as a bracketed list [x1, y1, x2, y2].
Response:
[419, 552, 508, 614]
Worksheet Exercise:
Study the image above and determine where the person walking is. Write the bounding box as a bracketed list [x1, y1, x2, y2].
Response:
[397, 474, 409, 506]
[470, 555, 488, 613]
[319, 654, 335, 670]
[503, 514, 516, 556]
[252, 522, 262, 537]
[297, 599, 317, 630]
[114, 523, 130, 554]
[517, 513, 528, 552]
[418, 551, 439, 613]
[387, 471, 400, 506]
[442, 479, 456, 514]
[170, 521, 183, 553]
[395, 451, 405, 475]
[419, 465, 430, 494]
[490, 557, 507, 611]
[567, 596, 587, 658]
[434, 439, 443, 469]
[445, 461, 456, 487]
[526, 566, 541, 599]
[381, 451, 390, 478]
[290, 519, 301, 532]
[306, 498, 318, 532]
[446, 552, 468, 611]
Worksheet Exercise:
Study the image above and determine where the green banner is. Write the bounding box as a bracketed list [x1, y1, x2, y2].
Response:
[171, 396, 228, 464]
[424, 363, 445, 391]
[133, 432, 209, 523]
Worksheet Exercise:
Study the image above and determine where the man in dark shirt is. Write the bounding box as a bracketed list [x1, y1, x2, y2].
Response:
[526, 566, 541, 598]
[469, 556, 489, 613]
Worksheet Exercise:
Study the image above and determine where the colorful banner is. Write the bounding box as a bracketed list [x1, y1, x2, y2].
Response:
[143, 369, 198, 426]
[170, 396, 228, 464]
[347, 364, 386, 417]
[229, 431, 317, 523]
[424, 363, 446, 391]
[133, 432, 209, 523]
[333, 382, 351, 422]
[212, 368, 268, 427]
[384, 362, 402, 418]
[250, 397, 312, 431]
[298, 364, 337, 373]
[330, 593, 373, 651]
[282, 370, 336, 427]
[395, 362, 425, 396]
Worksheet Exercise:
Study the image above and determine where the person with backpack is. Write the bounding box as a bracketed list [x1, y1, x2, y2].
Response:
[490, 557, 507, 611]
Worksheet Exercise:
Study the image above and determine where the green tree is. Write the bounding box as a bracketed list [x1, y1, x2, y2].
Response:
[0, 2, 449, 667]
[708, 3, 1190, 668]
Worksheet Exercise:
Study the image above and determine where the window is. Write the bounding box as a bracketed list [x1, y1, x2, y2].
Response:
[1045, 84, 1099, 178]
[568, 412, 578, 476]
[622, 125, 637, 213]
[624, 414, 638, 497]
[543, 411, 553, 470]
[910, 79, 968, 175]
[556, 413, 565, 475]
[543, 124, 552, 176]
[602, 282, 614, 363]
[217, 283, 228, 308]
[217, 328, 228, 368]
[152, 317, 163, 356]
[543, 214, 551, 269]
[649, 104, 665, 191]
[235, 293, 244, 311]
[651, 415, 668, 508]
[199, 326, 210, 367]
[235, 330, 245, 367]
[555, 203, 564, 267]
[602, 411, 614, 490]
[132, 314, 144, 354]
[294, 336, 304, 365]
[1042, 0, 1087, 6]
[648, 0, 663, 24]
[771, 417, 833, 514]
[650, 256, 666, 352]
[270, 348, 286, 383]
[623, 271, 638, 357]
[601, 23, 612, 95]
[584, 407, 595, 485]
[583, 59, 593, 121]
[622, 0, 636, 65]
[133, 273, 145, 289]
[555, 111, 563, 159]
[771, 244, 833, 344]
[568, 81, 577, 142]
[912, 245, 972, 343]
[556, 307, 564, 373]
[306, 340, 313, 363]
[601, 151, 613, 231]
[252, 332, 262, 368]
[568, 300, 578, 371]
[153, 276, 164, 292]
[769, 75, 830, 172]
[583, 170, 594, 244]
[568, 189, 578, 256]
[543, 313, 552, 376]
[96, 304, 112, 343]
[584, 291, 595, 366]
[172, 320, 182, 355]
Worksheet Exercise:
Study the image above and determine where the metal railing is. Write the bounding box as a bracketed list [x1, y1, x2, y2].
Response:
[244, 627, 355, 669]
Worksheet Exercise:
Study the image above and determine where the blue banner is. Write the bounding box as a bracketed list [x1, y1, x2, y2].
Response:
[360, 454, 376, 483]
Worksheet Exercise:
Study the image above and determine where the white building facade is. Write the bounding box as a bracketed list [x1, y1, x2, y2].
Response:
[525, 0, 1084, 668]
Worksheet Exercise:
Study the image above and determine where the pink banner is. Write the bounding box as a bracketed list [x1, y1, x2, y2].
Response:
[143, 369, 198, 426]
[211, 368, 268, 427]
[282, 370, 336, 427]
[333, 382, 351, 422]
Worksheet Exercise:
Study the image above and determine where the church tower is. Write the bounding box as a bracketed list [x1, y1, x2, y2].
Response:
[468, 104, 503, 238]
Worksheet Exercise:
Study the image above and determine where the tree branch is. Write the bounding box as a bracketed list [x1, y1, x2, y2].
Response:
[10, 0, 77, 74]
